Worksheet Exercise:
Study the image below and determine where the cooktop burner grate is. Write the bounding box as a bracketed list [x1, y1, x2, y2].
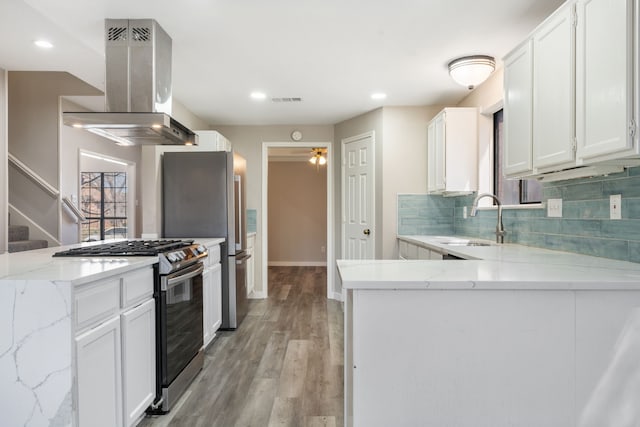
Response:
[52, 239, 194, 257]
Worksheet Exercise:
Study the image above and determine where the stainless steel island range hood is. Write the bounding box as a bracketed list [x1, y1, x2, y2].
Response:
[63, 19, 197, 146]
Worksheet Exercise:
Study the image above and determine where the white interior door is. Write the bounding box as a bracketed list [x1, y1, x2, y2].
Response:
[342, 132, 375, 260]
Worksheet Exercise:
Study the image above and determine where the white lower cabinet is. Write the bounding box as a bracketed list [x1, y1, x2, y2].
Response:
[398, 239, 445, 260]
[121, 299, 156, 427]
[74, 266, 155, 427]
[76, 316, 123, 427]
[203, 242, 223, 348]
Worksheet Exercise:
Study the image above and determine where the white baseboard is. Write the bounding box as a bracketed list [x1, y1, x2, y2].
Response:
[330, 291, 343, 302]
[248, 291, 267, 299]
[268, 261, 327, 267]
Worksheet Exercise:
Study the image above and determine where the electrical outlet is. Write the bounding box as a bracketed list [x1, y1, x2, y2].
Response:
[463, 206, 467, 219]
[321, 245, 326, 254]
[547, 198, 563, 218]
[610, 194, 622, 220]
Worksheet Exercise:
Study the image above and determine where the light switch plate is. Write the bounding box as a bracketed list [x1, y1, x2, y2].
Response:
[610, 194, 622, 220]
[547, 198, 563, 218]
[463, 206, 467, 219]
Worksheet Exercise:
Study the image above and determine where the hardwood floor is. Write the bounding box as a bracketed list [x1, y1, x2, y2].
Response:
[140, 266, 344, 427]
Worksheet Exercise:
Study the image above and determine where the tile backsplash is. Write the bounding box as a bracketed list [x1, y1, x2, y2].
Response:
[398, 166, 640, 263]
[247, 208, 257, 233]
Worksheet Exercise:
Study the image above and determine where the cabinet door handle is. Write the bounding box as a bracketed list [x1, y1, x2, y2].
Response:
[363, 229, 371, 236]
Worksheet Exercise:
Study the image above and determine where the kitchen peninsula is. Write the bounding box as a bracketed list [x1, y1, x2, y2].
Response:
[338, 237, 640, 427]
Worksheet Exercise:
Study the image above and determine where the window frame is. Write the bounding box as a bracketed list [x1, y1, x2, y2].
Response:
[492, 108, 542, 206]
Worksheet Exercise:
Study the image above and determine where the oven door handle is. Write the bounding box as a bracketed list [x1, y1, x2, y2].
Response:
[164, 263, 204, 290]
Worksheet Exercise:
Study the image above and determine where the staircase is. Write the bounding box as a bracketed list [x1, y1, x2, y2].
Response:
[9, 223, 49, 253]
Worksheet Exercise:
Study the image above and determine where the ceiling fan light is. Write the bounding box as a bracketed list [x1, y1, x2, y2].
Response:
[448, 55, 495, 90]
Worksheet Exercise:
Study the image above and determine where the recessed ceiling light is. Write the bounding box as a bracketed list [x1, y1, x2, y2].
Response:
[34, 40, 54, 49]
[250, 92, 267, 100]
[371, 93, 387, 100]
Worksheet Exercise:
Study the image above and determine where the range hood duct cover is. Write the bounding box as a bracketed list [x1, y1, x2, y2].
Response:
[63, 19, 197, 146]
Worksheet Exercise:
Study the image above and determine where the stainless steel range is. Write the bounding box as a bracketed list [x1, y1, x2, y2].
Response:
[54, 239, 208, 412]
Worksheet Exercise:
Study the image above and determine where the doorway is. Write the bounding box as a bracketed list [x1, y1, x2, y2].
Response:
[261, 142, 335, 299]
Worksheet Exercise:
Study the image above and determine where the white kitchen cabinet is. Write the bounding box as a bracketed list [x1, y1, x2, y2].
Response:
[398, 238, 445, 260]
[74, 265, 155, 427]
[575, 0, 637, 163]
[504, 39, 534, 177]
[121, 299, 155, 427]
[427, 108, 478, 195]
[76, 316, 123, 427]
[246, 233, 256, 296]
[533, 2, 576, 171]
[427, 122, 437, 193]
[203, 242, 222, 348]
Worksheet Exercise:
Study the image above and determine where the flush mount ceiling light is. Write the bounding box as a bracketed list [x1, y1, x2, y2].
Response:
[371, 93, 387, 100]
[448, 55, 495, 90]
[309, 147, 328, 170]
[250, 91, 267, 100]
[34, 39, 54, 49]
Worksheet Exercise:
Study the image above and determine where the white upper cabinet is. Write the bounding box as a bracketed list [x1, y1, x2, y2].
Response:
[427, 107, 478, 195]
[427, 121, 437, 193]
[504, 40, 534, 177]
[575, 0, 636, 162]
[533, 2, 576, 171]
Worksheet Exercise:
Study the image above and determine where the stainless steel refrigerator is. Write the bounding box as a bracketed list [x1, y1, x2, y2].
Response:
[162, 151, 249, 329]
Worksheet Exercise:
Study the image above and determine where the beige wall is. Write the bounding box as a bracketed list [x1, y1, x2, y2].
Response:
[212, 125, 334, 295]
[172, 98, 210, 130]
[381, 106, 442, 258]
[457, 68, 505, 196]
[0, 69, 6, 253]
[268, 160, 327, 264]
[8, 71, 102, 239]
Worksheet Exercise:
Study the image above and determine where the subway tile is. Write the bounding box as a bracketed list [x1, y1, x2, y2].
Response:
[559, 181, 604, 201]
[622, 198, 640, 219]
[562, 200, 608, 220]
[628, 242, 640, 263]
[603, 177, 640, 198]
[601, 220, 640, 241]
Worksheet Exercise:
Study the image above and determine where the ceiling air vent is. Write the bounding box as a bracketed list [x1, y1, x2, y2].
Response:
[271, 97, 303, 103]
[107, 26, 127, 42]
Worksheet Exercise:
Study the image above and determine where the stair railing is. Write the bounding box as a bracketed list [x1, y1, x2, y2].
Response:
[8, 153, 59, 198]
[62, 196, 86, 223]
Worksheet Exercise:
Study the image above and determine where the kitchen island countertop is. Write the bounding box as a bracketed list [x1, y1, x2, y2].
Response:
[337, 235, 640, 290]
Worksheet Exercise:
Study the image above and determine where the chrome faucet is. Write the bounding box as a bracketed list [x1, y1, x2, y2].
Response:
[470, 193, 506, 244]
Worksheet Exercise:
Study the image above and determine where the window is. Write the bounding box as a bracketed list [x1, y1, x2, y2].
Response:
[493, 109, 542, 204]
[80, 172, 128, 241]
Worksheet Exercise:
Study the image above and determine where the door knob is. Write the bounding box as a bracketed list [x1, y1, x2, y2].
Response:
[363, 229, 371, 236]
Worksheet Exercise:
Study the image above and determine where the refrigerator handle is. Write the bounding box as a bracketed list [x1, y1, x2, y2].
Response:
[235, 174, 242, 251]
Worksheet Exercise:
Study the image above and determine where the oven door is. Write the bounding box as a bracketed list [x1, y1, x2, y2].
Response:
[159, 262, 204, 386]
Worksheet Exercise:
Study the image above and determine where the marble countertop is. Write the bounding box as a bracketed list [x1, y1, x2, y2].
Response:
[0, 237, 226, 285]
[337, 235, 640, 291]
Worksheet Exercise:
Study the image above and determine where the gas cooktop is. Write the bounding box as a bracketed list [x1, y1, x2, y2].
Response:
[52, 239, 194, 257]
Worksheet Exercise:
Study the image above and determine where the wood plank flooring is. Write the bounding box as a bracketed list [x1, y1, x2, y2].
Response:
[139, 266, 344, 427]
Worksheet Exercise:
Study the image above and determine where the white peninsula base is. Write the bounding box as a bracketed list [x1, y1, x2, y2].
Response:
[339, 259, 640, 427]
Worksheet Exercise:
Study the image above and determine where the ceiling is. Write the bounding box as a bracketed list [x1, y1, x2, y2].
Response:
[0, 0, 565, 126]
